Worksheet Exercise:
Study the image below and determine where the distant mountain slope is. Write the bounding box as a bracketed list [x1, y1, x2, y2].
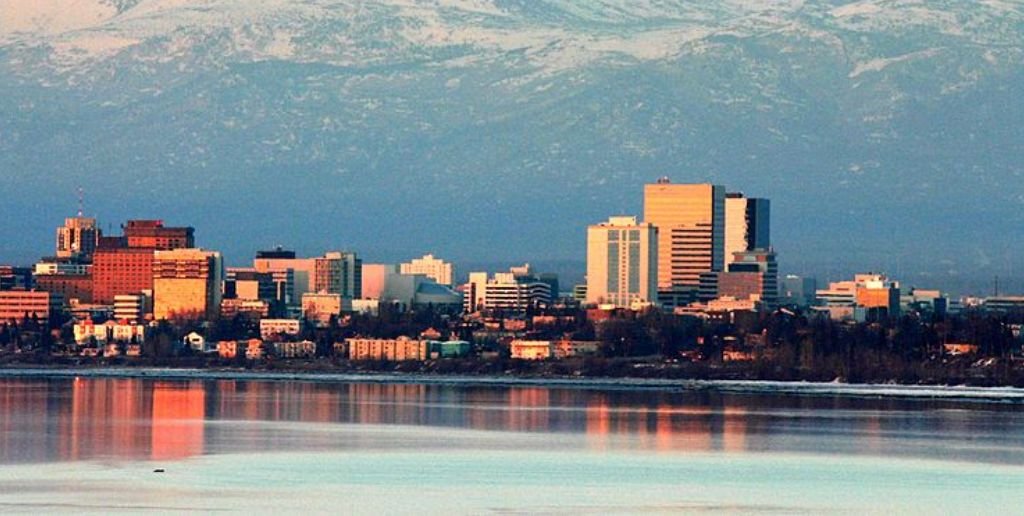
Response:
[1, 0, 1022, 293]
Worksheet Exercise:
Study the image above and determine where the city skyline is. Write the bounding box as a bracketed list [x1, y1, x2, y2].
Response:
[3, 3, 1024, 513]
[3, 185, 1020, 298]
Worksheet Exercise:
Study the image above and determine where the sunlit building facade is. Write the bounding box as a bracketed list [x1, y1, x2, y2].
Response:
[152, 249, 223, 321]
[643, 180, 725, 297]
[400, 254, 454, 286]
[55, 216, 100, 260]
[0, 290, 63, 324]
[724, 193, 770, 268]
[585, 216, 658, 308]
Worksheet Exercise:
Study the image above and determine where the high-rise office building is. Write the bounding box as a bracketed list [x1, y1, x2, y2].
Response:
[585, 216, 658, 308]
[89, 219, 195, 304]
[153, 249, 223, 320]
[56, 217, 100, 261]
[643, 179, 725, 294]
[400, 254, 454, 286]
[315, 251, 362, 299]
[724, 193, 770, 268]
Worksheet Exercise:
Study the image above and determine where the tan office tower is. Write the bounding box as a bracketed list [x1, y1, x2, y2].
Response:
[153, 249, 223, 321]
[643, 180, 725, 293]
[585, 216, 658, 308]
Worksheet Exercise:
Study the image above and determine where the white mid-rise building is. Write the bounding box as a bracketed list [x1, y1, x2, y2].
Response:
[462, 268, 552, 314]
[73, 320, 146, 345]
[34, 262, 90, 276]
[400, 253, 454, 286]
[585, 216, 658, 308]
[113, 293, 148, 322]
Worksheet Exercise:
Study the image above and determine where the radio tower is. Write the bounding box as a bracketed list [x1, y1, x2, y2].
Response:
[77, 186, 84, 217]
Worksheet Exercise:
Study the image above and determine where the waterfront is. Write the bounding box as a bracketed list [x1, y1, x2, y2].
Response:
[2, 376, 1024, 513]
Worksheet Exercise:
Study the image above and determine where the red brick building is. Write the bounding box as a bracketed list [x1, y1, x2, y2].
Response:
[91, 248, 155, 304]
[123, 220, 194, 250]
[89, 220, 195, 304]
[34, 273, 93, 304]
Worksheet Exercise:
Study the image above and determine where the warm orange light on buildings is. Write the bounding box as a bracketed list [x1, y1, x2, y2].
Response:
[855, 287, 894, 309]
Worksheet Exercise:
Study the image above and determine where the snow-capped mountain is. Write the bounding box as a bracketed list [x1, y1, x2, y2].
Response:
[1, 0, 1022, 291]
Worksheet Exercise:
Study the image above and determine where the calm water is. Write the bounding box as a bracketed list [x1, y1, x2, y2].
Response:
[1, 377, 1023, 514]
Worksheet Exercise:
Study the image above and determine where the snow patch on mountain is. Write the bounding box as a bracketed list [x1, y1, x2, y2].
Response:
[849, 48, 941, 78]
[830, 2, 882, 18]
[0, 0, 117, 43]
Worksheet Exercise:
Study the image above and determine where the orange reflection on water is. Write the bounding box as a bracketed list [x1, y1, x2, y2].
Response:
[66, 378, 152, 461]
[150, 381, 205, 461]
[722, 405, 747, 452]
[506, 388, 550, 432]
[584, 400, 754, 453]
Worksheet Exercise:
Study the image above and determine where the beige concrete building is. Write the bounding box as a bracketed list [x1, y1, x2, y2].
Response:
[346, 336, 429, 361]
[0, 291, 64, 324]
[510, 340, 553, 360]
[259, 319, 301, 340]
[114, 293, 149, 322]
[152, 249, 223, 321]
[360, 263, 397, 300]
[302, 292, 343, 326]
[552, 340, 602, 359]
[275, 340, 316, 359]
[586, 216, 657, 308]
[400, 253, 454, 286]
[73, 320, 146, 344]
[643, 180, 725, 292]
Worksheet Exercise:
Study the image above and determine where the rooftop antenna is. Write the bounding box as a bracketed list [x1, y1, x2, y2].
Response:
[994, 275, 1000, 297]
[76, 186, 84, 217]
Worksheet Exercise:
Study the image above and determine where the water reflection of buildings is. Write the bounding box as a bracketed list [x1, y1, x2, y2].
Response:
[3, 378, 1017, 465]
[151, 381, 205, 460]
[583, 397, 752, 453]
[0, 380, 761, 461]
[0, 378, 207, 463]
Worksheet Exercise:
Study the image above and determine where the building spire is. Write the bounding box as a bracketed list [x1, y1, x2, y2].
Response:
[77, 186, 84, 217]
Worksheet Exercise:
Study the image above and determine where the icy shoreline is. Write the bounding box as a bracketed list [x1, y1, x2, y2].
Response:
[2, 367, 1024, 402]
